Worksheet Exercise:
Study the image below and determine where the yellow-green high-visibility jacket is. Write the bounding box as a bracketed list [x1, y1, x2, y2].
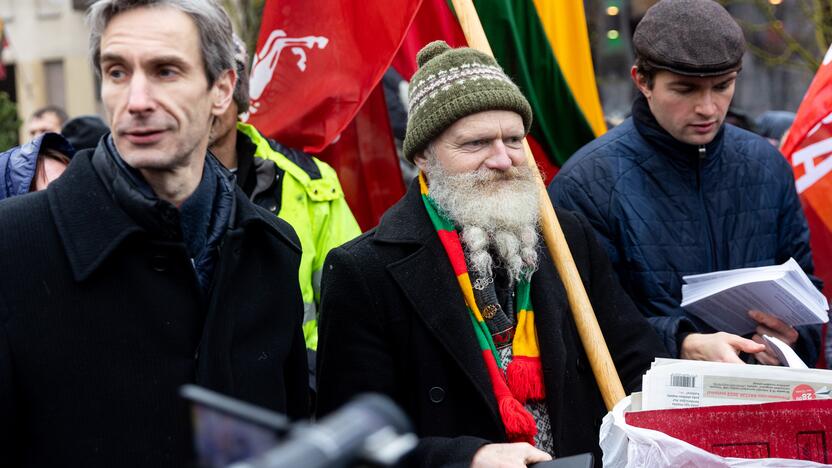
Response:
[236, 122, 361, 353]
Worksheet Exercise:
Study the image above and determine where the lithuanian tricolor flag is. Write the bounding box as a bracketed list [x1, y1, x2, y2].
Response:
[393, 0, 606, 180]
[478, 0, 606, 165]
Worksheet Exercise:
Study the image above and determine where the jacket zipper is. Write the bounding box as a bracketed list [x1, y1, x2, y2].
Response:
[697, 146, 718, 271]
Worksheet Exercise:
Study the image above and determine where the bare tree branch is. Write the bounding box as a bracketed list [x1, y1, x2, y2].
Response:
[221, 0, 265, 58]
[720, 0, 827, 72]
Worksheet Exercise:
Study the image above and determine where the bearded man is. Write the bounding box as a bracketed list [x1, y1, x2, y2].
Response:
[316, 41, 668, 468]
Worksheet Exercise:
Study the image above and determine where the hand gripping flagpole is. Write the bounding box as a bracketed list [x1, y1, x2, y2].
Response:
[449, 0, 626, 410]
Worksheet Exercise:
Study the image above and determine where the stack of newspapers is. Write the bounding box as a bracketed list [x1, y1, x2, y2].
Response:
[680, 258, 829, 336]
[634, 356, 832, 411]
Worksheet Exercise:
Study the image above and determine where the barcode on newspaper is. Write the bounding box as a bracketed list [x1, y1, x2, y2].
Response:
[670, 374, 696, 388]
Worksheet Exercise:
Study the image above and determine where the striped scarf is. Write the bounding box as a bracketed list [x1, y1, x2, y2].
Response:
[419, 172, 545, 444]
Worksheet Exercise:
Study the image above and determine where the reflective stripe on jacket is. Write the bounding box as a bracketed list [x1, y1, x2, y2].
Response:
[237, 122, 362, 351]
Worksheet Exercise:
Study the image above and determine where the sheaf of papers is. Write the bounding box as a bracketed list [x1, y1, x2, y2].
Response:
[681, 258, 829, 336]
[762, 334, 808, 369]
[639, 358, 832, 411]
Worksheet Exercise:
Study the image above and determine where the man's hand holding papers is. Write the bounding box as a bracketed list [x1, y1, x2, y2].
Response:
[749, 310, 800, 365]
[678, 258, 827, 365]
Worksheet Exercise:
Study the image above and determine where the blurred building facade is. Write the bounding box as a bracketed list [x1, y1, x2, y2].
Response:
[0, 0, 98, 141]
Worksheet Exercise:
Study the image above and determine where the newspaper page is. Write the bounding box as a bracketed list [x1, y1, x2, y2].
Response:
[680, 258, 828, 336]
[640, 359, 832, 411]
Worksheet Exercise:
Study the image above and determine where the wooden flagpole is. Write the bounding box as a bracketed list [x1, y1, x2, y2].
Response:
[449, 0, 626, 410]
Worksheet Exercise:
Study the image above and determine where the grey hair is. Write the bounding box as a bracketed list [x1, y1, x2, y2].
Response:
[420, 141, 437, 162]
[87, 0, 236, 87]
[231, 33, 250, 113]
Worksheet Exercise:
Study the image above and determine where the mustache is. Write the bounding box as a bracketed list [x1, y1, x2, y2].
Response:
[451, 165, 535, 187]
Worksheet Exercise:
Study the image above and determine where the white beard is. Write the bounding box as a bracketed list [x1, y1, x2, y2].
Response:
[425, 157, 541, 283]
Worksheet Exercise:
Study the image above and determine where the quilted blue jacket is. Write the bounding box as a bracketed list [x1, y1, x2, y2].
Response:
[549, 97, 821, 362]
[0, 133, 74, 200]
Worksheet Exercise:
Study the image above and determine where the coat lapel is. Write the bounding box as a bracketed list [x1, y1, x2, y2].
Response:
[47, 150, 143, 282]
[378, 180, 504, 431]
[531, 249, 570, 448]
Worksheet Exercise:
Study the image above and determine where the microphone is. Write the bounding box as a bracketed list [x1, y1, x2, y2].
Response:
[229, 393, 417, 468]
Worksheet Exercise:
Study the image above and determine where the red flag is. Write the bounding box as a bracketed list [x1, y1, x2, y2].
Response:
[526, 134, 558, 183]
[315, 85, 406, 231]
[245, 0, 422, 153]
[781, 45, 832, 322]
[391, 0, 467, 81]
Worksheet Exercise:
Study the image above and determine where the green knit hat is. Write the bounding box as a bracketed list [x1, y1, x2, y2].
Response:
[403, 41, 533, 163]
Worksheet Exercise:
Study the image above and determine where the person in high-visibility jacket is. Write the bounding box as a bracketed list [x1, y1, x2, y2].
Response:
[210, 35, 361, 390]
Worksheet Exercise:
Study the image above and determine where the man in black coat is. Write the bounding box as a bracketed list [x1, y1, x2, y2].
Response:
[0, 1, 308, 466]
[317, 42, 667, 468]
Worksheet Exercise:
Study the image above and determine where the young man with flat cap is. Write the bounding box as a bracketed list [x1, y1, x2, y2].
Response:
[317, 41, 667, 468]
[550, 0, 820, 366]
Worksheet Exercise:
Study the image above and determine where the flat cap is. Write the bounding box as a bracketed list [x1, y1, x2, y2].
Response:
[633, 0, 745, 76]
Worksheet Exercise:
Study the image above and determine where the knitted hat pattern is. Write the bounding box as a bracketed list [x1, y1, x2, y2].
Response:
[403, 41, 533, 162]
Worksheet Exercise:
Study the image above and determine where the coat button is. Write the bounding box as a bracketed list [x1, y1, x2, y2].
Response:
[150, 254, 168, 272]
[429, 386, 445, 403]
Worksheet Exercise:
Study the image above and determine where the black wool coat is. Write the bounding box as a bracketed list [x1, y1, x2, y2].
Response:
[0, 148, 309, 467]
[317, 179, 669, 468]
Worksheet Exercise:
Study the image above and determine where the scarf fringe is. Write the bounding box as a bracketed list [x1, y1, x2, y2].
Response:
[499, 396, 537, 444]
[506, 356, 546, 403]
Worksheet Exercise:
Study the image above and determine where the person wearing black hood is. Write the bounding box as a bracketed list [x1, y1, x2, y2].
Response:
[0, 132, 75, 199]
[549, 0, 820, 367]
[61, 114, 110, 151]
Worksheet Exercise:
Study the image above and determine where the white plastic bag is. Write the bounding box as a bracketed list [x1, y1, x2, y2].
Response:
[599, 396, 830, 467]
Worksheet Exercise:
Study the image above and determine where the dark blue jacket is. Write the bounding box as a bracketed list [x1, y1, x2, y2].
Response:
[0, 133, 75, 200]
[549, 97, 821, 362]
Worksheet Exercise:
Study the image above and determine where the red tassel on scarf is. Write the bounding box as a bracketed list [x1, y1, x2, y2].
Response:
[506, 356, 546, 403]
[485, 350, 538, 444]
[499, 396, 537, 444]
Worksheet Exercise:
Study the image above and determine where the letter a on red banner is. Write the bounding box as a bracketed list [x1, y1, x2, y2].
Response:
[782, 45, 832, 305]
[244, 0, 422, 153]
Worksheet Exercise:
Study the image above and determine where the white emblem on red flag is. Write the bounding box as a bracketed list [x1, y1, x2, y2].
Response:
[247, 30, 329, 117]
